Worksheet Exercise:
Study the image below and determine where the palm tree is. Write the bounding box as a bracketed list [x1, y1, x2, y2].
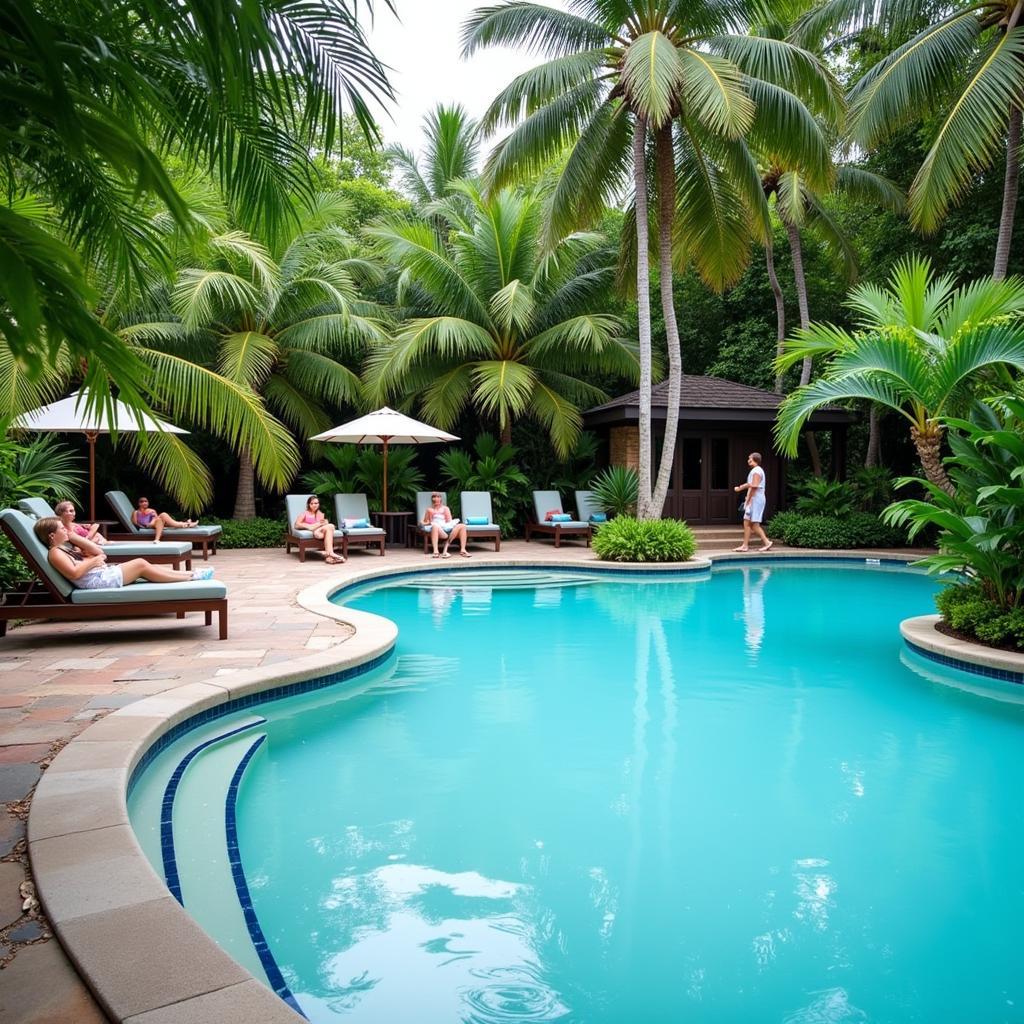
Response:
[386, 104, 481, 205]
[774, 255, 1024, 492]
[1, 0, 393, 411]
[464, 0, 839, 517]
[796, 0, 1024, 279]
[120, 194, 388, 517]
[364, 181, 640, 457]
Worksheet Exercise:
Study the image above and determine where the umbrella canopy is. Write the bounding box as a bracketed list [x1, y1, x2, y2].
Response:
[311, 407, 458, 511]
[13, 390, 188, 520]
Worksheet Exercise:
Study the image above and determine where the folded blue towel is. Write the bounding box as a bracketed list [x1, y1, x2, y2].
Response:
[466, 516, 489, 525]
[550, 513, 572, 522]
[589, 512, 607, 523]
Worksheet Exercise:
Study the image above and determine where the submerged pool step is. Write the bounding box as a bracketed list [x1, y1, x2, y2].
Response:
[155, 721, 273, 988]
[392, 570, 601, 590]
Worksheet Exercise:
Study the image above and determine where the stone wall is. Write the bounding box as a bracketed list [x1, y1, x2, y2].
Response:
[610, 426, 639, 471]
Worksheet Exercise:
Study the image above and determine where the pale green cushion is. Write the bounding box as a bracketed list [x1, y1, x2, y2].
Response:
[0, 509, 73, 598]
[18, 498, 55, 520]
[465, 523, 497, 532]
[105, 491, 137, 531]
[344, 526, 385, 537]
[334, 494, 372, 522]
[291, 528, 316, 540]
[104, 541, 193, 557]
[70, 580, 226, 604]
[128, 525, 221, 539]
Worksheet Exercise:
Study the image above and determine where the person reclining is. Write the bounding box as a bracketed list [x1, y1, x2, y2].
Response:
[132, 496, 197, 542]
[34, 517, 214, 588]
[54, 500, 106, 545]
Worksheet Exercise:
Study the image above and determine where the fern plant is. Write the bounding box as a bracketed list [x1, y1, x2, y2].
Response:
[438, 434, 529, 536]
[301, 446, 425, 513]
[590, 466, 638, 518]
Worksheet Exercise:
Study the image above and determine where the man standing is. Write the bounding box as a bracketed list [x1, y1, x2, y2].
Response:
[733, 452, 774, 553]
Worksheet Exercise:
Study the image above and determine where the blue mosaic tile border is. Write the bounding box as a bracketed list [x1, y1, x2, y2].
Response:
[159, 718, 267, 904]
[224, 734, 305, 1018]
[904, 638, 1024, 685]
[126, 647, 395, 799]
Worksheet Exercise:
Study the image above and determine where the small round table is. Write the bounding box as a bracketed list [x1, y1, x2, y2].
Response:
[370, 510, 412, 547]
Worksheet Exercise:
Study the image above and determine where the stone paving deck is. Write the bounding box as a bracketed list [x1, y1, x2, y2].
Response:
[0, 537, 924, 1020]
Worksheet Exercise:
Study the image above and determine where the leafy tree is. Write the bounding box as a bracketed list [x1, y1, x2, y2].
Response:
[121, 193, 388, 516]
[437, 433, 530, 535]
[365, 181, 640, 457]
[775, 255, 1024, 492]
[800, 0, 1024, 278]
[301, 445, 426, 513]
[1, 0, 393, 410]
[464, 0, 840, 517]
[386, 104, 481, 204]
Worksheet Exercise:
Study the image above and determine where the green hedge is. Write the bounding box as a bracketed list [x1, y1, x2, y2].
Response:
[203, 517, 285, 549]
[592, 516, 697, 563]
[0, 536, 29, 592]
[935, 582, 1024, 650]
[766, 511, 908, 549]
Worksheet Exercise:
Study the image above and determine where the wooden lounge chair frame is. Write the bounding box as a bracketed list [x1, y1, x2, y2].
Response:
[525, 491, 592, 548]
[0, 519, 228, 640]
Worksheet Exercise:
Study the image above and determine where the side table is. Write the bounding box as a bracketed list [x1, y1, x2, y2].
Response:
[370, 510, 412, 547]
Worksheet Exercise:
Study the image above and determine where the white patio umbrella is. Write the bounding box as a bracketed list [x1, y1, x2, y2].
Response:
[311, 407, 458, 511]
[13, 390, 188, 521]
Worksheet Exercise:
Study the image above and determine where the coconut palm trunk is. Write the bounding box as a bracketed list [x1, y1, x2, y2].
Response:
[650, 124, 682, 519]
[911, 424, 955, 495]
[865, 404, 881, 468]
[995, 103, 1022, 281]
[784, 218, 824, 477]
[766, 238, 787, 393]
[633, 118, 655, 519]
[233, 448, 257, 519]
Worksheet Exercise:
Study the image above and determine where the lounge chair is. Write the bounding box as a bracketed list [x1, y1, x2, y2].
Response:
[413, 491, 456, 552]
[574, 490, 609, 529]
[284, 494, 338, 562]
[460, 491, 501, 551]
[525, 490, 592, 548]
[18, 499, 194, 570]
[105, 490, 221, 560]
[333, 495, 386, 556]
[0, 509, 228, 639]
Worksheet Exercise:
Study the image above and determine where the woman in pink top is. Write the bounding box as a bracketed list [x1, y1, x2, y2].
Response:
[292, 496, 344, 564]
[421, 491, 470, 558]
[54, 501, 106, 545]
[131, 496, 196, 542]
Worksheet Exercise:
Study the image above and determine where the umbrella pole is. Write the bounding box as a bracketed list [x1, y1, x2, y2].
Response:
[86, 430, 98, 521]
[382, 437, 389, 513]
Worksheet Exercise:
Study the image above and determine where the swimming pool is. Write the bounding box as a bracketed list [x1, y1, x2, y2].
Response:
[128, 563, 1024, 1023]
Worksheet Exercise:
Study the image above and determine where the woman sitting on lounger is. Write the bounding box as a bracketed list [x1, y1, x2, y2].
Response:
[293, 496, 345, 564]
[422, 492, 470, 558]
[34, 517, 213, 588]
[54, 501, 106, 544]
[132, 496, 196, 542]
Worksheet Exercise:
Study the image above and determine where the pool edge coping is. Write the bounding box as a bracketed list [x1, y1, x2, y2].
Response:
[901, 614, 1024, 684]
[25, 550, 923, 1023]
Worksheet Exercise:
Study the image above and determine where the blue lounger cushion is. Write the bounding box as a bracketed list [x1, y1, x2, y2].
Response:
[466, 516, 489, 525]
[70, 579, 227, 604]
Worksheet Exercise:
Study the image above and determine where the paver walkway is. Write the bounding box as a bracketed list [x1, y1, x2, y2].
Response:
[0, 537, 921, 1019]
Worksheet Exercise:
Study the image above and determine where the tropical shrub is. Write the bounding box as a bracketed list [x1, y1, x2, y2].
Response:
[884, 396, 1024, 613]
[850, 466, 896, 512]
[935, 584, 1024, 651]
[438, 434, 529, 537]
[202, 517, 284, 549]
[0, 436, 85, 591]
[793, 478, 858, 517]
[768, 512, 907, 549]
[593, 517, 696, 563]
[301, 446, 424, 513]
[589, 467, 638, 518]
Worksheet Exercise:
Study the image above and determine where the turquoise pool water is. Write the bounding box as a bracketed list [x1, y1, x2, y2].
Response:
[129, 564, 1024, 1023]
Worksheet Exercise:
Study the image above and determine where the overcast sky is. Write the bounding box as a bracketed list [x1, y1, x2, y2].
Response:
[366, 1, 567, 158]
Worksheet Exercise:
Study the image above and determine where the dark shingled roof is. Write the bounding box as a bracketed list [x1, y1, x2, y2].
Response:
[587, 375, 786, 414]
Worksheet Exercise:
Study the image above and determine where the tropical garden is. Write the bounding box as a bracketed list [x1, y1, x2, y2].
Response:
[4, 0, 1024, 645]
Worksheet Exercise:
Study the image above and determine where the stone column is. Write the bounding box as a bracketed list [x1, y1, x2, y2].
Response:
[610, 426, 640, 471]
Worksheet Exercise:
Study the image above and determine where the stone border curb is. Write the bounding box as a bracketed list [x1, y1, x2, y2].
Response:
[25, 551, 918, 1023]
[901, 614, 1024, 683]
